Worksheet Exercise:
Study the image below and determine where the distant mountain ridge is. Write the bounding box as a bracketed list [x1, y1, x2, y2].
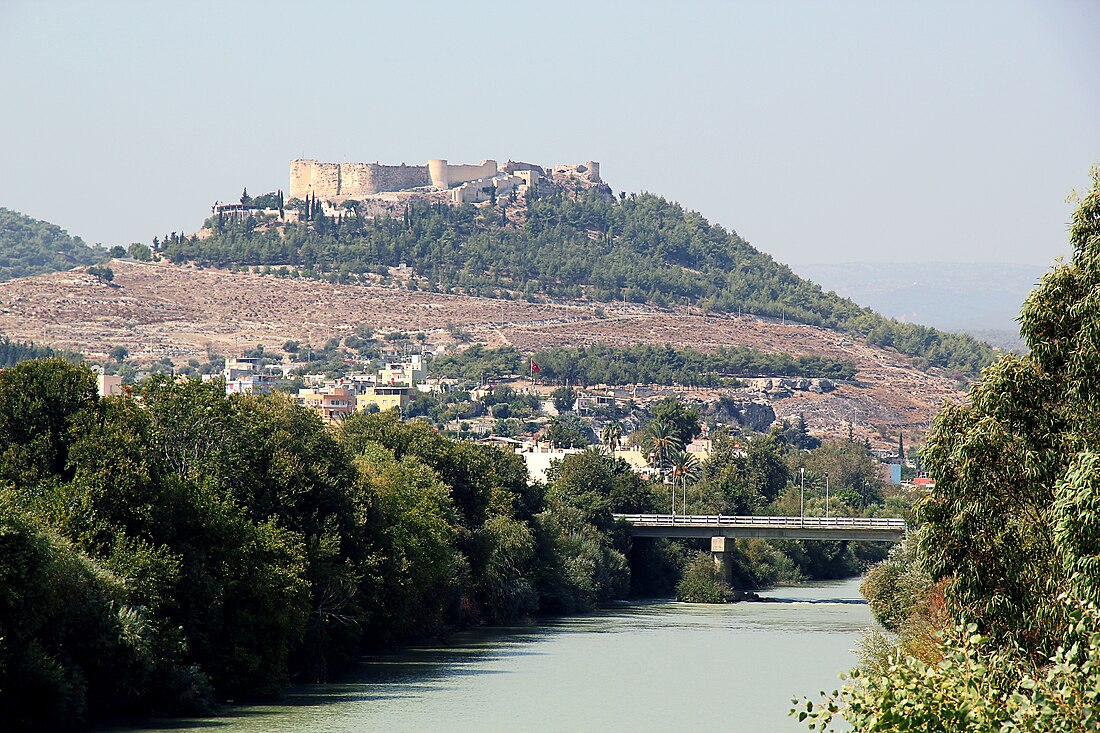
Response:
[0, 208, 103, 281]
[792, 262, 1047, 351]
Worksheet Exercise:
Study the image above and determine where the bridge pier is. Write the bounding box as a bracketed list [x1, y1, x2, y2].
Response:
[711, 536, 732, 584]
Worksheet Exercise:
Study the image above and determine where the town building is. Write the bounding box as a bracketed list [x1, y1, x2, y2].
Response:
[296, 386, 356, 423]
[356, 384, 411, 413]
[97, 373, 125, 398]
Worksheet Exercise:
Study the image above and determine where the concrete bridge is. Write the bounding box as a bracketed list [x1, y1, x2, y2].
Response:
[613, 514, 907, 542]
[613, 514, 907, 582]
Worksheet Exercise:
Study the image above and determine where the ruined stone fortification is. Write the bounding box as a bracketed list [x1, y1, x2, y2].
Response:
[289, 157, 600, 201]
[289, 160, 432, 199]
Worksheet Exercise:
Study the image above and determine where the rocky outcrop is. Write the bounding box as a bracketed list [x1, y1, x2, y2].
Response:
[743, 377, 836, 397]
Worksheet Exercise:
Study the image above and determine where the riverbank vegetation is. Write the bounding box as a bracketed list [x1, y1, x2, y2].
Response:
[157, 191, 994, 377]
[796, 169, 1100, 731]
[0, 356, 905, 730]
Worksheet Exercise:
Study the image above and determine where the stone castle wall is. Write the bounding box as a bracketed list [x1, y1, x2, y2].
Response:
[289, 160, 430, 199]
[427, 159, 498, 189]
[290, 157, 594, 200]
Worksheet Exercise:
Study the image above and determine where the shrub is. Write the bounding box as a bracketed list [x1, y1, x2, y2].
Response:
[676, 551, 732, 603]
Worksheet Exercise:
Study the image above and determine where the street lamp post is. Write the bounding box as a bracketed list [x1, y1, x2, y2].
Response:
[825, 472, 830, 519]
[668, 468, 675, 522]
[799, 467, 805, 526]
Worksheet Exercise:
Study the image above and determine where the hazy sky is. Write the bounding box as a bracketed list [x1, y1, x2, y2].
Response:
[1, 1, 1097, 267]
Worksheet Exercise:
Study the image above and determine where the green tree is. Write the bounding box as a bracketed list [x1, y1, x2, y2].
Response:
[0, 358, 98, 486]
[0, 337, 62, 368]
[601, 422, 623, 453]
[788, 441, 884, 510]
[797, 168, 1100, 730]
[472, 514, 539, 623]
[797, 605, 1100, 732]
[699, 433, 761, 515]
[676, 551, 733, 603]
[543, 414, 595, 449]
[127, 242, 152, 261]
[915, 171, 1100, 662]
[87, 264, 114, 282]
[775, 414, 820, 450]
[650, 396, 702, 446]
[551, 386, 577, 413]
[531, 506, 629, 612]
[0, 496, 174, 728]
[668, 448, 701, 515]
[546, 448, 654, 528]
[743, 433, 789, 505]
[352, 443, 457, 640]
[643, 420, 682, 475]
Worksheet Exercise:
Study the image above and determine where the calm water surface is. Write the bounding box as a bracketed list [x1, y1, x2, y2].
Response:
[115, 577, 870, 732]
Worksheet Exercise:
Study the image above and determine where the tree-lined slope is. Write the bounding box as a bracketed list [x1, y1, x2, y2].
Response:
[0, 208, 102, 281]
[161, 192, 994, 376]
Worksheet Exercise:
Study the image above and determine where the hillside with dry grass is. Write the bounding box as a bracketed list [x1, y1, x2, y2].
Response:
[0, 260, 968, 438]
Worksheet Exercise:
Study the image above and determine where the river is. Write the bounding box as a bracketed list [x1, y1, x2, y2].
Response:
[114, 577, 870, 732]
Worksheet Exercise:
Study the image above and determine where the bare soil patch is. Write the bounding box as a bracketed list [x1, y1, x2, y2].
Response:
[0, 260, 966, 436]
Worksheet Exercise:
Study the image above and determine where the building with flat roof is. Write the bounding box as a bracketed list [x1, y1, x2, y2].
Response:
[357, 385, 411, 413]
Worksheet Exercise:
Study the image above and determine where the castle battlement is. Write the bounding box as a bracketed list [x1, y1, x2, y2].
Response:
[288, 158, 599, 202]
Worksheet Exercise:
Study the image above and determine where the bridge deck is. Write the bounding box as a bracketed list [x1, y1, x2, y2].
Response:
[613, 514, 907, 542]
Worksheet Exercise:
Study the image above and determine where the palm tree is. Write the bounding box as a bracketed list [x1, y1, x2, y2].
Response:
[669, 448, 701, 516]
[601, 422, 623, 455]
[644, 421, 682, 515]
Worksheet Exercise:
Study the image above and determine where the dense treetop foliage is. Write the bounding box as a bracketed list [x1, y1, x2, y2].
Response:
[0, 363, 636, 728]
[798, 168, 1100, 731]
[159, 192, 994, 376]
[430, 344, 856, 385]
[0, 208, 103, 281]
[0, 357, 905, 730]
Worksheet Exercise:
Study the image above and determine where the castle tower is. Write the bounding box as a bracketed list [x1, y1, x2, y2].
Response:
[428, 159, 450, 189]
[289, 159, 315, 200]
[585, 161, 601, 183]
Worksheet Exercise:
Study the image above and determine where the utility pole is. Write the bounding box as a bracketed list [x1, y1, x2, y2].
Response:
[800, 467, 805, 527]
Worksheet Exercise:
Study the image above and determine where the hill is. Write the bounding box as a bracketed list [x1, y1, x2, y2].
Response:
[0, 207, 103, 281]
[160, 190, 995, 377]
[0, 260, 966, 437]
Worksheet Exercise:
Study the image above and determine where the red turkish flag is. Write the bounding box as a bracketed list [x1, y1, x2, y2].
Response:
[531, 359, 541, 373]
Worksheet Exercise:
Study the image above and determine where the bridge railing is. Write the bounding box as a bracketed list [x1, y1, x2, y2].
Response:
[612, 513, 907, 530]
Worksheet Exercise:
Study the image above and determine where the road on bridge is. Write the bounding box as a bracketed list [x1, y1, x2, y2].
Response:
[612, 513, 907, 542]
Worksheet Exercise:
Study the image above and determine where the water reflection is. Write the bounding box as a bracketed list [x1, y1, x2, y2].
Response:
[107, 577, 871, 733]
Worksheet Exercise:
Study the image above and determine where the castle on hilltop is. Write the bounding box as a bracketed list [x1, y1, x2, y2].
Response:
[289, 158, 601, 205]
